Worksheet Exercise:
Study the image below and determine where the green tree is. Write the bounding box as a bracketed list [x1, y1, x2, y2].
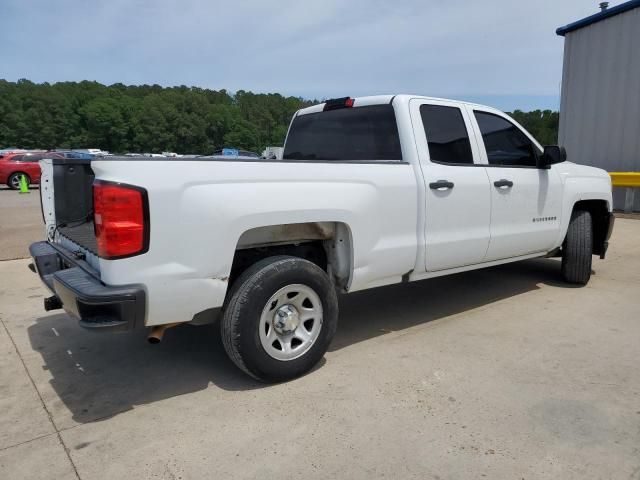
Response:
[79, 97, 129, 151]
[509, 109, 560, 145]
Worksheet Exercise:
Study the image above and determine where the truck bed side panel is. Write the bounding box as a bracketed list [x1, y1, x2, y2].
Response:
[91, 159, 419, 326]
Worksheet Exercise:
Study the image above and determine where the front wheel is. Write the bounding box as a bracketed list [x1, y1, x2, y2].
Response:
[561, 209, 593, 285]
[8, 172, 29, 190]
[221, 256, 338, 382]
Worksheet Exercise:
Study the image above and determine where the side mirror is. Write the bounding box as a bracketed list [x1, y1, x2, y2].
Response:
[538, 145, 567, 169]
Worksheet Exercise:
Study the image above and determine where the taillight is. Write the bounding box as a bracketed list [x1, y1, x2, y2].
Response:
[93, 181, 149, 259]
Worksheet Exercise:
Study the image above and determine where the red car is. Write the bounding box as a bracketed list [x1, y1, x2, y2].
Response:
[0, 152, 62, 189]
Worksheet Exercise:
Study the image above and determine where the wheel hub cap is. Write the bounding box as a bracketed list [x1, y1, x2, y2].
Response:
[259, 284, 324, 361]
[273, 304, 300, 335]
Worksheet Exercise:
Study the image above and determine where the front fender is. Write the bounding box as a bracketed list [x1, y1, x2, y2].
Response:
[555, 163, 612, 247]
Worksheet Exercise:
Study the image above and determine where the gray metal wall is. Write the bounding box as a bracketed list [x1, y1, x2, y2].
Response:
[558, 7, 640, 210]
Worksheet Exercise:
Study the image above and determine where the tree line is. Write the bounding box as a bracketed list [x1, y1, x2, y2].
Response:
[0, 79, 559, 154]
[0, 79, 314, 154]
[510, 109, 559, 146]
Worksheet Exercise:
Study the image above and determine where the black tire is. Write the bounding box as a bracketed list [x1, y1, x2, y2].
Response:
[8, 172, 29, 190]
[221, 256, 338, 382]
[561, 209, 593, 285]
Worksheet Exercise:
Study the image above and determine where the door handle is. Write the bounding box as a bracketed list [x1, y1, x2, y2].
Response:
[493, 179, 513, 188]
[429, 180, 454, 190]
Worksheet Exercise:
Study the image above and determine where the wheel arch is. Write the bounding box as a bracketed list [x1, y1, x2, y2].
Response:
[229, 221, 354, 292]
[569, 199, 612, 257]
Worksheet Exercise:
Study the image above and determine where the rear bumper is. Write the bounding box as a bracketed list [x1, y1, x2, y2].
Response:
[29, 241, 145, 332]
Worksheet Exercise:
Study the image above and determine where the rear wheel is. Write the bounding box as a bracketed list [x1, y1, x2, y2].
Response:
[221, 256, 338, 382]
[8, 172, 29, 190]
[561, 209, 593, 285]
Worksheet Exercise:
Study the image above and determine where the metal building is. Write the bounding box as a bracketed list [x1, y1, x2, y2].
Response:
[557, 0, 640, 211]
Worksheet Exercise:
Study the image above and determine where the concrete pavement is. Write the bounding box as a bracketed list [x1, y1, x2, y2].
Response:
[0, 187, 43, 261]
[1, 219, 639, 479]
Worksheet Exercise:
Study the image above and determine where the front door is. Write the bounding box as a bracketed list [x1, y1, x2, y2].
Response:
[410, 99, 491, 271]
[469, 108, 563, 261]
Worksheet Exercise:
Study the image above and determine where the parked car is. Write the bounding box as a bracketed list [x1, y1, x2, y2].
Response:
[54, 150, 94, 160]
[73, 148, 107, 155]
[210, 148, 260, 158]
[29, 95, 614, 382]
[0, 151, 63, 189]
[261, 146, 284, 160]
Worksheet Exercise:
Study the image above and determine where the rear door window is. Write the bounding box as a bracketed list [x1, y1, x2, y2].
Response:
[420, 104, 473, 165]
[283, 105, 402, 161]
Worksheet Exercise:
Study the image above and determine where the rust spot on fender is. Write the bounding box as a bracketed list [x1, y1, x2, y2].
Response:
[237, 222, 334, 249]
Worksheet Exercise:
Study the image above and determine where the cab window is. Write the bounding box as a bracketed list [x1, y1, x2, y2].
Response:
[283, 105, 402, 161]
[420, 105, 473, 165]
[474, 111, 538, 167]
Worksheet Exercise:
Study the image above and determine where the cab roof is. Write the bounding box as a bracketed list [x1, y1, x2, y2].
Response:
[296, 94, 497, 116]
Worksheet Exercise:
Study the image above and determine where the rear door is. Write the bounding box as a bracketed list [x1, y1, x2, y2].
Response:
[468, 108, 563, 261]
[410, 99, 491, 271]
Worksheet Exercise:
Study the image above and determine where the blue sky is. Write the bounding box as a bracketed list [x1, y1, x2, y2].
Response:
[0, 0, 608, 111]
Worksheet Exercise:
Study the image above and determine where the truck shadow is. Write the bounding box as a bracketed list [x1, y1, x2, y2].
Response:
[331, 257, 575, 350]
[28, 257, 571, 424]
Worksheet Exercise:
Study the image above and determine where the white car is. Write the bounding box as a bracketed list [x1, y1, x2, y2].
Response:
[30, 95, 614, 381]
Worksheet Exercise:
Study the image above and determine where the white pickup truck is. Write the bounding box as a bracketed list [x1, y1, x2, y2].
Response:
[30, 95, 614, 382]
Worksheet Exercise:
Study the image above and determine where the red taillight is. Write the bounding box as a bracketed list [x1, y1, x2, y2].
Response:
[93, 181, 149, 259]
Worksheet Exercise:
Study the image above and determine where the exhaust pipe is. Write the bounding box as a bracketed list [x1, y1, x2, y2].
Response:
[44, 295, 63, 311]
[147, 322, 181, 344]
